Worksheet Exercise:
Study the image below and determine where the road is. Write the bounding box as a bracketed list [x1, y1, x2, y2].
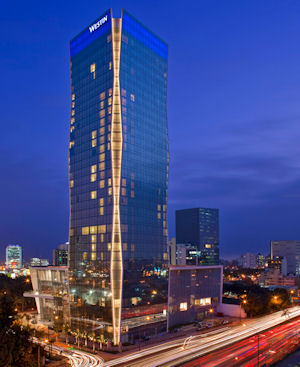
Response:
[101, 306, 300, 366]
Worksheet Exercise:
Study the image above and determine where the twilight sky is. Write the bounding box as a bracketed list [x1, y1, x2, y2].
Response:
[1, 0, 300, 261]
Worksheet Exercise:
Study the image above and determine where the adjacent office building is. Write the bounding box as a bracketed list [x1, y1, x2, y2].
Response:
[30, 258, 50, 267]
[176, 208, 219, 265]
[6, 245, 22, 269]
[68, 9, 168, 345]
[168, 265, 223, 329]
[270, 241, 300, 275]
[53, 242, 69, 266]
[240, 252, 256, 269]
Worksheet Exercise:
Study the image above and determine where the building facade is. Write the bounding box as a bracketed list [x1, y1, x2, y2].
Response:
[30, 258, 50, 267]
[176, 208, 219, 265]
[68, 9, 168, 345]
[53, 243, 69, 266]
[240, 252, 257, 269]
[6, 245, 22, 269]
[168, 265, 223, 329]
[270, 241, 300, 275]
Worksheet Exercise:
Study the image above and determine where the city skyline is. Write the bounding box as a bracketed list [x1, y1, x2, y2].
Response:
[2, 0, 300, 260]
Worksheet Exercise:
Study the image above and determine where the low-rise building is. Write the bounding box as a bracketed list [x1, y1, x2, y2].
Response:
[168, 265, 223, 329]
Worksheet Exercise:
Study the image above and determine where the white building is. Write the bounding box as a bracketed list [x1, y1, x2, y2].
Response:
[240, 253, 256, 269]
[6, 245, 22, 269]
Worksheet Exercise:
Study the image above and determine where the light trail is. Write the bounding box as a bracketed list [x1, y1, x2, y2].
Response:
[102, 306, 300, 367]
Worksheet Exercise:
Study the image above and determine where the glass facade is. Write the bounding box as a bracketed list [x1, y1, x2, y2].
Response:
[68, 9, 168, 345]
[176, 208, 219, 265]
[6, 245, 22, 269]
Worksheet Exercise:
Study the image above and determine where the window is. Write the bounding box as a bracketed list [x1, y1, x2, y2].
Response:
[82, 227, 89, 235]
[130, 94, 135, 102]
[99, 162, 105, 171]
[91, 165, 97, 173]
[108, 178, 112, 186]
[163, 252, 168, 260]
[100, 136, 105, 144]
[195, 297, 211, 306]
[121, 89, 126, 97]
[108, 187, 112, 195]
[92, 139, 97, 147]
[108, 97, 112, 106]
[100, 127, 105, 135]
[109, 88, 112, 96]
[205, 244, 212, 248]
[99, 180, 105, 188]
[92, 130, 97, 139]
[157, 204, 161, 211]
[180, 302, 187, 311]
[90, 226, 97, 234]
[123, 243, 127, 251]
[99, 207, 104, 215]
[100, 234, 104, 242]
[122, 178, 126, 186]
[91, 235, 97, 243]
[69, 141, 74, 148]
[100, 144, 105, 153]
[107, 243, 111, 251]
[99, 198, 104, 206]
[91, 191, 97, 199]
[90, 63, 96, 79]
[100, 118, 105, 127]
[98, 225, 106, 233]
[91, 252, 96, 260]
[131, 244, 135, 252]
[131, 190, 134, 198]
[100, 153, 105, 162]
[109, 61, 112, 70]
[90, 173, 96, 182]
[70, 180, 74, 188]
[72, 94, 75, 101]
[121, 188, 126, 196]
[100, 110, 105, 118]
[157, 213, 161, 219]
[100, 92, 105, 100]
[91, 243, 96, 252]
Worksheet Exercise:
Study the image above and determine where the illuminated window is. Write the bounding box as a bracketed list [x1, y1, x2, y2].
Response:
[69, 141, 74, 148]
[108, 97, 112, 106]
[100, 127, 105, 135]
[122, 178, 126, 186]
[100, 101, 105, 109]
[90, 173, 97, 182]
[70, 180, 74, 188]
[71, 118, 75, 125]
[100, 118, 105, 127]
[195, 298, 211, 306]
[157, 204, 161, 211]
[130, 94, 135, 102]
[100, 136, 105, 144]
[107, 142, 110, 150]
[98, 225, 106, 233]
[180, 302, 187, 311]
[71, 110, 75, 116]
[107, 243, 111, 251]
[91, 243, 96, 252]
[72, 94, 75, 101]
[131, 244, 135, 252]
[109, 88, 112, 96]
[163, 205, 166, 212]
[100, 207, 104, 215]
[131, 190, 135, 198]
[83, 252, 87, 260]
[91, 165, 97, 173]
[91, 191, 97, 199]
[90, 226, 97, 234]
[100, 92, 105, 100]
[157, 213, 161, 219]
[99, 162, 105, 171]
[100, 153, 105, 162]
[100, 234, 104, 242]
[99, 198, 104, 207]
[82, 227, 89, 235]
[100, 144, 105, 153]
[70, 125, 75, 133]
[90, 63, 96, 79]
[205, 244, 212, 248]
[164, 229, 168, 236]
[100, 171, 105, 179]
[123, 243, 128, 251]
[99, 180, 105, 188]
[92, 130, 97, 139]
[108, 178, 112, 186]
[163, 253, 168, 260]
[100, 110, 105, 118]
[109, 61, 112, 70]
[91, 235, 97, 243]
[92, 139, 97, 147]
[163, 221, 166, 228]
[121, 188, 126, 196]
[72, 102, 75, 108]
[108, 188, 112, 195]
[101, 252, 104, 261]
[108, 106, 112, 115]
[91, 252, 96, 261]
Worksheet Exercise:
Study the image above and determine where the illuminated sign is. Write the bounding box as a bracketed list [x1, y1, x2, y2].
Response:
[89, 15, 108, 33]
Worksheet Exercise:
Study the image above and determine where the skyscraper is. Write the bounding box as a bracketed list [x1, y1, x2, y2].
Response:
[270, 240, 300, 275]
[176, 208, 219, 265]
[53, 242, 68, 266]
[68, 9, 168, 345]
[6, 245, 22, 269]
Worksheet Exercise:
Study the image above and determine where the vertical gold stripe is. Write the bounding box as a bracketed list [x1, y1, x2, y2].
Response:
[111, 17, 123, 346]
